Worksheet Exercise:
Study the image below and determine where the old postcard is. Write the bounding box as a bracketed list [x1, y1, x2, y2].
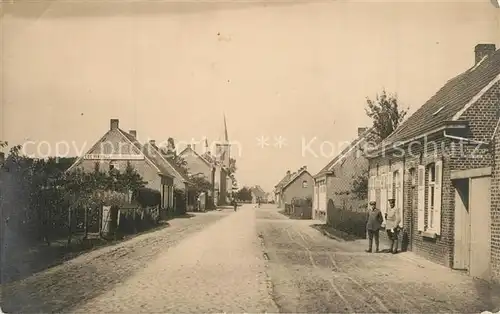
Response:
[1, 1, 500, 313]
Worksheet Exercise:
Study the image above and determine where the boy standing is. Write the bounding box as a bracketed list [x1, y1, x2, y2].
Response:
[366, 201, 384, 253]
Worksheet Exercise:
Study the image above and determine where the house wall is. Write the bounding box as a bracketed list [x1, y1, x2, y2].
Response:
[367, 88, 498, 268]
[326, 147, 369, 213]
[180, 150, 212, 180]
[369, 137, 453, 266]
[282, 172, 314, 205]
[492, 131, 500, 283]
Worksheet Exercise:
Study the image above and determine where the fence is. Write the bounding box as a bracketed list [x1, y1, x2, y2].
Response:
[326, 199, 367, 239]
[284, 198, 313, 219]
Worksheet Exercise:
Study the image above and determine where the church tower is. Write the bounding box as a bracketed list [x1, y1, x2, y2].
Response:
[215, 114, 231, 205]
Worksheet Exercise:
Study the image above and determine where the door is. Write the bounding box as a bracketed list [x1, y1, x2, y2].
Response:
[469, 176, 491, 280]
[453, 179, 470, 271]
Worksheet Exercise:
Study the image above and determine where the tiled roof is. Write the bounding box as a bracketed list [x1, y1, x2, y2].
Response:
[383, 48, 500, 146]
[146, 142, 190, 183]
[251, 185, 266, 198]
[315, 128, 374, 178]
[274, 174, 291, 189]
[118, 129, 174, 178]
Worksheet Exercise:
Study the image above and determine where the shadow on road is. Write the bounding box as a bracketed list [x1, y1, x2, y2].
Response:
[310, 223, 364, 242]
[2, 222, 172, 285]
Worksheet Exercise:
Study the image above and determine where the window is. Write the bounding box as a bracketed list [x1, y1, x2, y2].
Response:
[109, 160, 118, 171]
[302, 180, 308, 188]
[427, 163, 436, 230]
[417, 161, 442, 235]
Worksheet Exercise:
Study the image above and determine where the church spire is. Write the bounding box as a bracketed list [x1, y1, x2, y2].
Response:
[223, 113, 229, 143]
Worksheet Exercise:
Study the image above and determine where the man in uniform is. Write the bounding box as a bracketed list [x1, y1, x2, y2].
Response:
[365, 201, 384, 253]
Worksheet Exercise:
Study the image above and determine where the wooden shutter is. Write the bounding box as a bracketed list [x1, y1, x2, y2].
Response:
[434, 160, 443, 235]
[380, 173, 387, 214]
[388, 171, 394, 201]
[417, 165, 425, 232]
[398, 168, 404, 227]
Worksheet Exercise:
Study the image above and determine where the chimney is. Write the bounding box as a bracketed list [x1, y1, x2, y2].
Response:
[149, 140, 156, 146]
[192, 144, 196, 152]
[129, 130, 137, 138]
[475, 44, 496, 64]
[303, 165, 307, 170]
[187, 144, 191, 149]
[358, 127, 368, 137]
[110, 119, 119, 130]
[286, 170, 291, 176]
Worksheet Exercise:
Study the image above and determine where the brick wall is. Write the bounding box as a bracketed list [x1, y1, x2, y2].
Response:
[369, 137, 454, 266]
[492, 129, 500, 282]
[282, 172, 314, 205]
[367, 82, 499, 268]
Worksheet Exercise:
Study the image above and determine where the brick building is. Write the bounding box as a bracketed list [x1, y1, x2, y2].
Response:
[279, 166, 314, 206]
[492, 123, 500, 283]
[67, 119, 178, 211]
[366, 44, 500, 282]
[313, 127, 373, 223]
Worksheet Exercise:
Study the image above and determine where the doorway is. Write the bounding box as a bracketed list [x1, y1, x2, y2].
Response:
[453, 178, 470, 271]
[453, 176, 491, 281]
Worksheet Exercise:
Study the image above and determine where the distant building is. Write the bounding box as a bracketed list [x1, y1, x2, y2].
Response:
[250, 185, 266, 203]
[313, 127, 373, 222]
[279, 166, 314, 207]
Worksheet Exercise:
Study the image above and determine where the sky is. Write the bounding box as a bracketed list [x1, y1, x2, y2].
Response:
[1, 1, 499, 192]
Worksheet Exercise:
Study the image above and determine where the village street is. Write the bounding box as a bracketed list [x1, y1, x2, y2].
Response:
[3, 204, 500, 313]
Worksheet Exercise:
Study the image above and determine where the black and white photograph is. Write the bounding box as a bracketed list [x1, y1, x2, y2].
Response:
[1, 1, 500, 313]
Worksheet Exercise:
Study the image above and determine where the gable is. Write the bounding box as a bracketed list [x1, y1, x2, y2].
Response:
[68, 129, 146, 172]
[282, 170, 313, 191]
[383, 48, 500, 146]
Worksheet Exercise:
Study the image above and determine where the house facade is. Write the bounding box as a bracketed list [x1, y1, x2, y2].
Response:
[366, 44, 500, 283]
[280, 166, 314, 206]
[313, 127, 372, 223]
[67, 119, 176, 210]
[274, 171, 292, 208]
[179, 144, 214, 181]
[250, 185, 266, 203]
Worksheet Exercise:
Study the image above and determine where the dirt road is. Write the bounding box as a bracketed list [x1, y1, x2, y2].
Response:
[70, 204, 277, 313]
[257, 206, 500, 313]
[2, 209, 234, 313]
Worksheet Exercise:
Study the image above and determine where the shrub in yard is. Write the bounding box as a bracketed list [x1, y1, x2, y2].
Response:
[132, 187, 161, 208]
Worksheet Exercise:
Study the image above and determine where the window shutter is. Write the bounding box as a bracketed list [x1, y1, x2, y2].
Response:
[398, 168, 404, 227]
[417, 165, 425, 231]
[434, 160, 443, 235]
[380, 173, 387, 214]
[388, 171, 394, 201]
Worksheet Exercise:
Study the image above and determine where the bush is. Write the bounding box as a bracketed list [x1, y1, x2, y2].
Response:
[132, 187, 161, 208]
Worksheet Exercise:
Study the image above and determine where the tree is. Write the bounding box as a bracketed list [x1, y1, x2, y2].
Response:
[236, 187, 252, 202]
[351, 168, 369, 201]
[365, 90, 408, 142]
[228, 158, 237, 175]
[0, 141, 7, 148]
[160, 137, 189, 175]
[189, 176, 213, 194]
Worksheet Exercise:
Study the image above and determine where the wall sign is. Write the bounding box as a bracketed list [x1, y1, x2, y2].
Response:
[83, 154, 144, 160]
